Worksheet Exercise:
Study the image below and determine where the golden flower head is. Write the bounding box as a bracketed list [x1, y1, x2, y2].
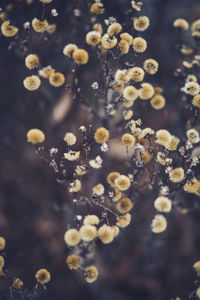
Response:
[35, 268, 51, 284]
[169, 168, 185, 183]
[94, 127, 109, 144]
[118, 39, 130, 54]
[92, 183, 104, 196]
[69, 179, 81, 193]
[133, 37, 147, 53]
[115, 69, 130, 84]
[39, 65, 55, 78]
[86, 31, 101, 46]
[80, 225, 97, 242]
[72, 49, 89, 64]
[66, 255, 81, 270]
[154, 197, 172, 213]
[0, 256, 5, 268]
[140, 82, 154, 100]
[98, 225, 114, 244]
[63, 44, 78, 57]
[64, 150, 80, 161]
[40, 0, 53, 3]
[140, 127, 155, 138]
[101, 33, 117, 49]
[167, 135, 180, 151]
[184, 178, 200, 193]
[49, 72, 65, 87]
[116, 197, 133, 213]
[151, 94, 166, 110]
[1, 20, 18, 37]
[25, 54, 39, 70]
[191, 19, 200, 32]
[84, 215, 100, 226]
[12, 278, 24, 289]
[107, 172, 120, 187]
[85, 266, 98, 283]
[123, 110, 133, 120]
[193, 261, 200, 276]
[182, 82, 200, 96]
[192, 94, 200, 108]
[90, 3, 104, 15]
[27, 129, 45, 144]
[115, 175, 131, 191]
[64, 132, 76, 145]
[120, 32, 133, 45]
[151, 214, 167, 233]
[155, 129, 172, 148]
[93, 23, 103, 35]
[123, 85, 138, 101]
[144, 59, 159, 75]
[197, 287, 200, 299]
[116, 213, 131, 228]
[0, 237, 6, 251]
[107, 23, 122, 36]
[129, 67, 145, 82]
[0, 12, 7, 22]
[133, 16, 150, 31]
[186, 128, 200, 144]
[112, 188, 122, 202]
[32, 18, 48, 32]
[64, 229, 80, 246]
[23, 75, 41, 91]
[173, 18, 189, 30]
[121, 133, 136, 147]
[111, 225, 120, 237]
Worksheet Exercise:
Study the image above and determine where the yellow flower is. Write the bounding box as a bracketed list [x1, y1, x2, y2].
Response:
[92, 184, 104, 196]
[66, 255, 81, 270]
[182, 82, 200, 96]
[94, 127, 109, 144]
[80, 225, 97, 242]
[35, 268, 51, 284]
[116, 213, 131, 228]
[107, 23, 122, 36]
[186, 129, 200, 144]
[140, 83, 154, 100]
[115, 175, 131, 191]
[64, 133, 76, 145]
[133, 37, 147, 53]
[69, 179, 81, 193]
[40, 0, 53, 3]
[98, 225, 114, 244]
[169, 168, 185, 183]
[129, 67, 144, 82]
[150, 95, 166, 110]
[86, 31, 101, 46]
[85, 266, 98, 283]
[93, 23, 103, 35]
[107, 172, 120, 187]
[27, 129, 45, 144]
[83, 215, 100, 225]
[143, 59, 159, 75]
[25, 54, 39, 70]
[101, 34, 117, 50]
[49, 72, 65, 87]
[64, 229, 80, 246]
[120, 32, 133, 45]
[39, 65, 55, 78]
[173, 19, 189, 30]
[115, 69, 130, 84]
[90, 3, 104, 15]
[32, 18, 48, 33]
[1, 20, 18, 37]
[12, 278, 24, 289]
[0, 237, 6, 251]
[193, 261, 200, 276]
[155, 129, 172, 148]
[133, 16, 150, 31]
[118, 39, 130, 54]
[154, 197, 172, 213]
[63, 44, 78, 56]
[72, 49, 89, 64]
[116, 197, 133, 213]
[64, 151, 80, 161]
[0, 256, 5, 268]
[121, 133, 136, 146]
[151, 214, 167, 233]
[23, 75, 41, 91]
[123, 85, 138, 101]
[192, 94, 200, 108]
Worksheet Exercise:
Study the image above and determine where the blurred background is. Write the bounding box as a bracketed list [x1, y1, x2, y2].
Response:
[1, 0, 200, 299]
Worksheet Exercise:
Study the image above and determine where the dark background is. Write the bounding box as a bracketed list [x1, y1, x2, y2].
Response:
[0, 0, 200, 299]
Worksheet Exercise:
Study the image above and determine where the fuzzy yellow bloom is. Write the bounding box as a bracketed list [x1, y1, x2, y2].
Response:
[115, 69, 130, 84]
[32, 18, 48, 32]
[64, 133, 76, 145]
[80, 225, 97, 242]
[63, 44, 78, 57]
[151, 94, 166, 110]
[182, 82, 200, 96]
[12, 278, 24, 289]
[94, 127, 109, 144]
[140, 127, 155, 138]
[118, 39, 130, 54]
[98, 225, 114, 244]
[0, 256, 5, 268]
[49, 72, 65, 87]
[151, 214, 167, 233]
[101, 33, 117, 49]
[93, 23, 103, 35]
[69, 179, 81, 193]
[64, 229, 80, 246]
[0, 12, 7, 22]
[0, 237, 6, 251]
[140, 83, 154, 100]
[144, 59, 159, 75]
[133, 16, 150, 31]
[154, 197, 172, 213]
[73, 49, 89, 64]
[85, 266, 98, 283]
[111, 225, 120, 237]
[116, 197, 133, 213]
[123, 110, 133, 120]
[192, 94, 200, 108]
[84, 215, 100, 226]
[184, 178, 200, 193]
[193, 261, 200, 276]
[92, 183, 104, 196]
[35, 269, 51, 284]
[167, 136, 180, 151]
[155, 129, 172, 148]
[27, 129, 45, 144]
[40, 0, 53, 3]
[115, 175, 131, 191]
[23, 75, 41, 91]
[123, 85, 138, 101]
[186, 129, 200, 144]
[133, 37, 147, 53]
[191, 20, 200, 32]
[107, 23, 122, 36]
[173, 18, 189, 30]
[116, 213, 131, 228]
[90, 3, 104, 15]
[39, 65, 55, 78]
[120, 32, 133, 45]
[197, 287, 200, 299]
[169, 168, 185, 183]
[121, 133, 136, 147]
[66, 255, 81, 270]
[86, 31, 101, 46]
[25, 54, 39, 70]
[1, 20, 18, 37]
[107, 172, 120, 187]
[129, 67, 145, 82]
